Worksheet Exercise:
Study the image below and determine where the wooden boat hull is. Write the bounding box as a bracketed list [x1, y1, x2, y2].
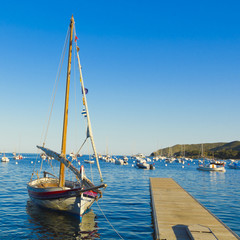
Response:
[27, 178, 98, 216]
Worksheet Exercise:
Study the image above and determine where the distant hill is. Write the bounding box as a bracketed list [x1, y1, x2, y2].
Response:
[150, 141, 240, 159]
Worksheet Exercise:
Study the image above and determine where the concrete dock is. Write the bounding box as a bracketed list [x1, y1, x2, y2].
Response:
[150, 178, 239, 240]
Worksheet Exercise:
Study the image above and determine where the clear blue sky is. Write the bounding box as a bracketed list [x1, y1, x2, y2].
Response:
[0, 0, 240, 155]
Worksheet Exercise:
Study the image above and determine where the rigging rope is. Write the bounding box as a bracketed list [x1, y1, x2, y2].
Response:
[31, 27, 70, 179]
[76, 137, 88, 156]
[42, 26, 70, 146]
[31, 153, 40, 180]
[73, 24, 88, 157]
[73, 23, 103, 182]
[48, 158, 57, 177]
[96, 201, 124, 240]
[39, 156, 44, 174]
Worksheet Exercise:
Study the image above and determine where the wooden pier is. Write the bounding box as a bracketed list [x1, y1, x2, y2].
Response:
[150, 178, 239, 240]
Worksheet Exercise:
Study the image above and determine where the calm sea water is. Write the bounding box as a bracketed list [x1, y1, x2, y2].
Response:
[0, 154, 240, 239]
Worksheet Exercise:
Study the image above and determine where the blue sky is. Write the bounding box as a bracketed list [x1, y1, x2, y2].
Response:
[0, 0, 240, 155]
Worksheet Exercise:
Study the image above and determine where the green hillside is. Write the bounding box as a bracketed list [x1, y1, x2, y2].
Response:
[150, 141, 240, 159]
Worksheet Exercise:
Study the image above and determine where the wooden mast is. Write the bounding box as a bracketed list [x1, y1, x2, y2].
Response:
[59, 15, 74, 187]
[75, 47, 103, 181]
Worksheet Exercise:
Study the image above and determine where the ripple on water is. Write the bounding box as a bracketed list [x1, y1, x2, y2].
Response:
[0, 157, 240, 239]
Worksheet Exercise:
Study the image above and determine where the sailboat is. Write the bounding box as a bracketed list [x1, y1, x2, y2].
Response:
[13, 137, 23, 160]
[27, 16, 106, 218]
[197, 161, 226, 172]
[197, 144, 226, 172]
[1, 153, 9, 162]
[13, 152, 23, 160]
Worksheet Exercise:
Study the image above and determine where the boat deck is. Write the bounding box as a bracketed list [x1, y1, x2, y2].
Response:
[37, 182, 59, 188]
[150, 177, 239, 240]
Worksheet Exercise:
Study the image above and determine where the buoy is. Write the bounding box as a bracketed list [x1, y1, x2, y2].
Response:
[38, 161, 40, 163]
[31, 161, 33, 164]
[182, 166, 184, 168]
[16, 162, 18, 164]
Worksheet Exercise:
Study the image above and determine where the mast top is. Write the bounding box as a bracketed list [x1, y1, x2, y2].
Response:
[71, 15, 74, 23]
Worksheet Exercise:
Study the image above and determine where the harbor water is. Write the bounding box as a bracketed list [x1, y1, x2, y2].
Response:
[0, 154, 240, 239]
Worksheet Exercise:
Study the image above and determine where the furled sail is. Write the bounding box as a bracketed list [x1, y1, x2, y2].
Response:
[37, 145, 106, 188]
[37, 145, 82, 180]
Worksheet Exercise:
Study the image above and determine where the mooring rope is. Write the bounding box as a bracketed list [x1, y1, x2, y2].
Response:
[96, 201, 124, 240]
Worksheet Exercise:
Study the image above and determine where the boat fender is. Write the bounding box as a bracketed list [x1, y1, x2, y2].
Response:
[80, 165, 85, 180]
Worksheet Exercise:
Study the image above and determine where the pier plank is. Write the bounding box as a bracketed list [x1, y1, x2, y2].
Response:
[150, 178, 239, 240]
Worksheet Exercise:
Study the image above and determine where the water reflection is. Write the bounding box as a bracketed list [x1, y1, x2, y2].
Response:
[26, 200, 99, 239]
[209, 171, 226, 183]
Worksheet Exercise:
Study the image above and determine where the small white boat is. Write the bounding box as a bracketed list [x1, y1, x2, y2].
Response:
[40, 153, 47, 160]
[115, 159, 123, 165]
[84, 160, 94, 164]
[14, 154, 23, 160]
[197, 162, 226, 172]
[69, 152, 77, 160]
[136, 159, 155, 170]
[13, 152, 23, 160]
[197, 145, 226, 172]
[1, 155, 9, 162]
[109, 157, 115, 163]
[165, 157, 175, 163]
[115, 158, 128, 165]
[132, 153, 145, 159]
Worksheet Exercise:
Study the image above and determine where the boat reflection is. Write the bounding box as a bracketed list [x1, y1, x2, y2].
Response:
[26, 200, 100, 239]
[209, 170, 226, 184]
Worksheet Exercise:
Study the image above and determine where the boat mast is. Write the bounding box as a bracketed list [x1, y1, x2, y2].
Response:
[75, 40, 103, 182]
[59, 15, 74, 187]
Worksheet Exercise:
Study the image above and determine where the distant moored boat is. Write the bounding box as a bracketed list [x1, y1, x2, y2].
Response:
[1, 153, 9, 162]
